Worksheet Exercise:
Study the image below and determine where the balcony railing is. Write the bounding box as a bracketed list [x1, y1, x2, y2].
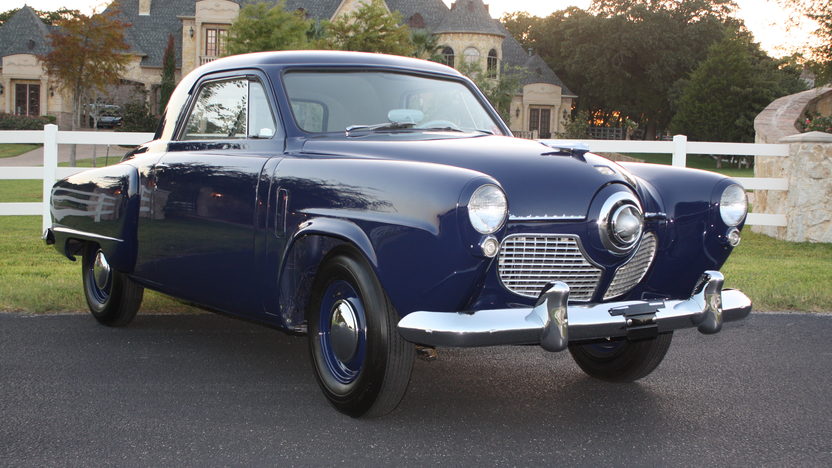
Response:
[200, 55, 219, 65]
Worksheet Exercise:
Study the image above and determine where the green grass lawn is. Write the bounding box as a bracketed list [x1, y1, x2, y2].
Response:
[0, 143, 40, 158]
[622, 153, 754, 178]
[0, 216, 198, 314]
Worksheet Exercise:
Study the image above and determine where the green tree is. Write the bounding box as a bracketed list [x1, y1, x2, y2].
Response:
[159, 34, 176, 112]
[516, 1, 741, 139]
[458, 62, 521, 123]
[411, 29, 441, 61]
[500, 11, 542, 49]
[226, 0, 311, 55]
[39, 9, 131, 164]
[777, 0, 832, 84]
[322, 0, 414, 55]
[670, 33, 806, 143]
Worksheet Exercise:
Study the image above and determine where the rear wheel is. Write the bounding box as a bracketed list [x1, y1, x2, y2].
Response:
[82, 244, 143, 327]
[307, 251, 415, 418]
[568, 333, 672, 382]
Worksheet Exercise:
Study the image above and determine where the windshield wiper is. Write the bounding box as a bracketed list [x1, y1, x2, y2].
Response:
[345, 122, 415, 135]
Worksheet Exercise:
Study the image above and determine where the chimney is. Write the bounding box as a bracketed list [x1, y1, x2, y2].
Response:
[527, 47, 533, 57]
[139, 0, 151, 16]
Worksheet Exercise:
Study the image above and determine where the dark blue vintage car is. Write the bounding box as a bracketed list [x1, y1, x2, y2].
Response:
[46, 51, 751, 417]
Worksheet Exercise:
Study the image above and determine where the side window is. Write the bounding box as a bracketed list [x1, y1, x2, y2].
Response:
[248, 80, 276, 139]
[181, 77, 277, 140]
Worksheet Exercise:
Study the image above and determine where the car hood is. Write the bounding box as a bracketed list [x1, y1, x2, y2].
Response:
[301, 134, 627, 220]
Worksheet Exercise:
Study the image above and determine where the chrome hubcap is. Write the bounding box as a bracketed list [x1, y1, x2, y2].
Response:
[329, 299, 359, 363]
[93, 251, 111, 290]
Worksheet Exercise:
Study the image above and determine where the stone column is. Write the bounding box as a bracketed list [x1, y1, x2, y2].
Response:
[2, 77, 11, 113]
[779, 131, 832, 243]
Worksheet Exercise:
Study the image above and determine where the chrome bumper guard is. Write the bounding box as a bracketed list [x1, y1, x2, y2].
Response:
[397, 271, 751, 352]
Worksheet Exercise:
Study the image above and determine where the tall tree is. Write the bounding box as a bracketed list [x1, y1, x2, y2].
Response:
[777, 0, 832, 84]
[322, 0, 414, 55]
[159, 34, 176, 113]
[226, 0, 311, 54]
[670, 33, 806, 143]
[40, 9, 131, 164]
[500, 11, 542, 49]
[516, 1, 742, 138]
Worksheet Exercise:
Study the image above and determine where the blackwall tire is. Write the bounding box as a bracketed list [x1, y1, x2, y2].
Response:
[568, 333, 673, 382]
[307, 251, 415, 418]
[81, 244, 143, 327]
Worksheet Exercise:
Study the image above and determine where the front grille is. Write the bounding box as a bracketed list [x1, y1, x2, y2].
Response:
[604, 232, 657, 300]
[498, 234, 603, 302]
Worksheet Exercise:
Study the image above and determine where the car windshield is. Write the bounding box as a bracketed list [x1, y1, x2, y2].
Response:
[282, 71, 504, 135]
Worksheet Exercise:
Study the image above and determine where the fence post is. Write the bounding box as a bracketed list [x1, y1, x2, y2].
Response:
[42, 124, 58, 234]
[672, 134, 687, 167]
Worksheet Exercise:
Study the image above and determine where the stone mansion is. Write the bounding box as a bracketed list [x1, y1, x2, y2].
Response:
[0, 0, 575, 137]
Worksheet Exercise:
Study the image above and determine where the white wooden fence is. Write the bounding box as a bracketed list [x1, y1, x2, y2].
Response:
[541, 135, 789, 227]
[0, 124, 154, 232]
[0, 127, 788, 232]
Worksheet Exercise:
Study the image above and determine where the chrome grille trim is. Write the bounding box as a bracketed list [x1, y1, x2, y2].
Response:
[498, 234, 603, 302]
[604, 232, 657, 300]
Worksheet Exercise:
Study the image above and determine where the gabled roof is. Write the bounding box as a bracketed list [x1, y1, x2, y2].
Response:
[107, 0, 189, 68]
[386, 0, 449, 30]
[434, 0, 503, 37]
[0, 6, 52, 57]
[282, 0, 342, 19]
[498, 23, 575, 97]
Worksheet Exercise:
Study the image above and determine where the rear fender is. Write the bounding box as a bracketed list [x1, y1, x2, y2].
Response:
[49, 164, 140, 272]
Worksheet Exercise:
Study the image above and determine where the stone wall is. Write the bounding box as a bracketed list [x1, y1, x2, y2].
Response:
[753, 86, 832, 242]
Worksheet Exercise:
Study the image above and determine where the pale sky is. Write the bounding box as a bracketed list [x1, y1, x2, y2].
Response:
[7, 0, 821, 58]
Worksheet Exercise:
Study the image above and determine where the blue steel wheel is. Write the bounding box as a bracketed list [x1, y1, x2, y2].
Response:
[567, 333, 673, 382]
[307, 251, 415, 418]
[82, 244, 143, 327]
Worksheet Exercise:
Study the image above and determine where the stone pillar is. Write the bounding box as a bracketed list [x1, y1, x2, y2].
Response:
[2, 77, 11, 113]
[40, 77, 48, 115]
[778, 132, 832, 242]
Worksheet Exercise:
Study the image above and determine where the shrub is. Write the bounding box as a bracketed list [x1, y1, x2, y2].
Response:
[800, 112, 832, 133]
[0, 113, 56, 130]
[117, 101, 159, 133]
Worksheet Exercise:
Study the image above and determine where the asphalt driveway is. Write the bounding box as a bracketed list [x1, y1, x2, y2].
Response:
[1, 311, 830, 466]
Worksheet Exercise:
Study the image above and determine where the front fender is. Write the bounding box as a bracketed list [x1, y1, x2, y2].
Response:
[273, 157, 499, 324]
[621, 162, 742, 299]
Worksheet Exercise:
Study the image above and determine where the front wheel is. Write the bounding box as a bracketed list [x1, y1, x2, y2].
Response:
[568, 333, 673, 382]
[82, 244, 143, 327]
[307, 251, 415, 418]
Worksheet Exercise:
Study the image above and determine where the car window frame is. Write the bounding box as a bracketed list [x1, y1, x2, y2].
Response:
[173, 70, 282, 143]
[277, 67, 510, 137]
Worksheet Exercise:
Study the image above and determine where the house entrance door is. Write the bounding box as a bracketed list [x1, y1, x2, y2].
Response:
[14, 83, 40, 116]
[529, 107, 552, 139]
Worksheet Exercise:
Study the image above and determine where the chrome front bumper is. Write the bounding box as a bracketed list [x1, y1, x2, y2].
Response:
[397, 271, 751, 352]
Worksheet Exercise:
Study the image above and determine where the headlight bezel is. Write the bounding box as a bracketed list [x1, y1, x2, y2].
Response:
[467, 184, 508, 235]
[719, 184, 748, 227]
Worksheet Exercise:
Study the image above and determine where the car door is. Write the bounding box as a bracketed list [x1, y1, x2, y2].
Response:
[146, 71, 283, 316]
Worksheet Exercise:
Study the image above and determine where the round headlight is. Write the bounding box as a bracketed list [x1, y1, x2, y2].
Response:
[468, 184, 507, 234]
[598, 191, 643, 255]
[720, 184, 747, 226]
[611, 204, 643, 246]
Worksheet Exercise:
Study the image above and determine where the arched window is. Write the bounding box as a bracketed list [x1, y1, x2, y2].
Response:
[440, 46, 455, 68]
[463, 47, 480, 65]
[487, 49, 498, 78]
